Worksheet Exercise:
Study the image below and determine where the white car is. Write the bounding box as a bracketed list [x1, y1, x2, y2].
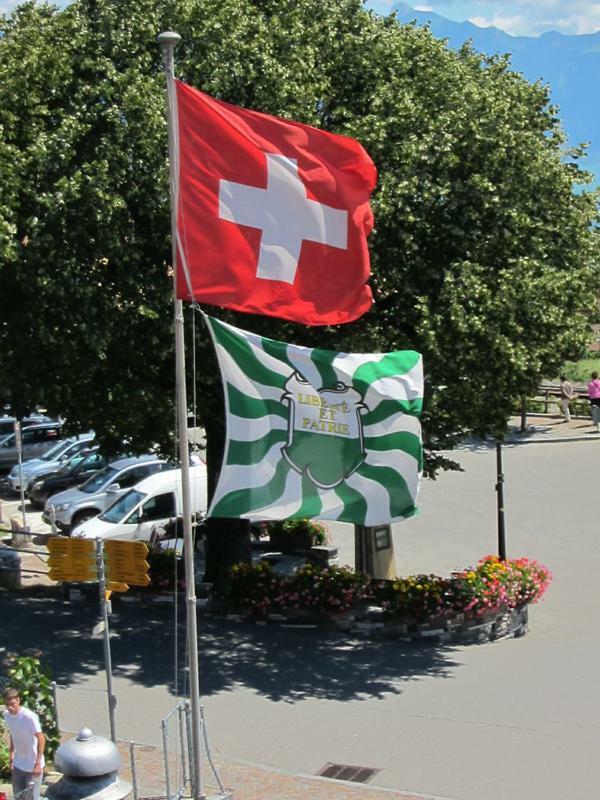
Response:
[43, 455, 169, 532]
[72, 465, 207, 542]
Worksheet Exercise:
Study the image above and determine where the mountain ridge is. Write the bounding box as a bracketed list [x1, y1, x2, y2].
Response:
[391, 2, 600, 181]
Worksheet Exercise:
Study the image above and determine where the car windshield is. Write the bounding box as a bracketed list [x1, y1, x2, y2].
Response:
[57, 454, 86, 474]
[41, 438, 73, 461]
[100, 490, 145, 524]
[79, 466, 118, 494]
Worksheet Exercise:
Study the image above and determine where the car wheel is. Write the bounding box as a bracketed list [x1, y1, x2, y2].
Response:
[71, 509, 98, 529]
[30, 494, 47, 510]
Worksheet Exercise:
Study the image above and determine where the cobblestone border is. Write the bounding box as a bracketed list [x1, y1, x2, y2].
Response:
[104, 590, 530, 645]
[216, 604, 529, 644]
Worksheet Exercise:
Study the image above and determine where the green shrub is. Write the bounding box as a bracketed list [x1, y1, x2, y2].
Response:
[145, 548, 184, 592]
[0, 729, 10, 779]
[268, 518, 328, 546]
[3, 655, 60, 762]
[224, 556, 552, 620]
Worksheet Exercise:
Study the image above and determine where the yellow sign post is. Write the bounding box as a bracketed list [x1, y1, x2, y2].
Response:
[104, 540, 151, 587]
[47, 538, 96, 582]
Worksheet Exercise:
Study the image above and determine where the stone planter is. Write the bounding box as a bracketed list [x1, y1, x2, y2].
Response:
[269, 530, 315, 553]
[215, 603, 530, 645]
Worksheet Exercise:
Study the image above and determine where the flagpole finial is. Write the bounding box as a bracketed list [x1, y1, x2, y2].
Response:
[157, 31, 181, 47]
[158, 31, 180, 82]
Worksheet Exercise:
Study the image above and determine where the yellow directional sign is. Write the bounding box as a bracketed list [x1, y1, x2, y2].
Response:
[47, 537, 97, 582]
[106, 581, 130, 593]
[112, 572, 151, 587]
[48, 567, 97, 582]
[47, 538, 71, 555]
[104, 540, 148, 559]
[104, 540, 151, 586]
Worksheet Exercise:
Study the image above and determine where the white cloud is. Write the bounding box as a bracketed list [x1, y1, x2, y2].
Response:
[414, 4, 434, 10]
[415, 1, 600, 36]
[469, 13, 534, 36]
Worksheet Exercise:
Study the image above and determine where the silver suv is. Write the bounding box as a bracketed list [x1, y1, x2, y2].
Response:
[7, 432, 95, 493]
[43, 455, 170, 532]
[0, 423, 63, 470]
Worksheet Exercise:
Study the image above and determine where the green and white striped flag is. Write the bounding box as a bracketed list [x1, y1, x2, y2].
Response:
[206, 315, 423, 525]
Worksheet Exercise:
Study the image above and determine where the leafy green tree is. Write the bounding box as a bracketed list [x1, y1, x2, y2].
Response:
[0, 1, 598, 574]
[3, 655, 61, 762]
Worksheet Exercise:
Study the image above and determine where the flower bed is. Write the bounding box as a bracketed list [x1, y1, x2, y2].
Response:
[221, 556, 551, 643]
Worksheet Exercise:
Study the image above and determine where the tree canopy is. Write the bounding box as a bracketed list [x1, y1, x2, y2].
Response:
[1, 0, 598, 469]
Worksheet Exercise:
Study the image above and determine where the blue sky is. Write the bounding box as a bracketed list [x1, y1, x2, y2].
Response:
[2, 0, 598, 38]
[365, 0, 600, 36]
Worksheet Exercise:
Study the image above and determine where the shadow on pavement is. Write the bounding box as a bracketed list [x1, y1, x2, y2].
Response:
[1, 592, 460, 704]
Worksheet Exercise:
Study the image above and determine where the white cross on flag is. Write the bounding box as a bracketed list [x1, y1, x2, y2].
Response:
[175, 81, 377, 326]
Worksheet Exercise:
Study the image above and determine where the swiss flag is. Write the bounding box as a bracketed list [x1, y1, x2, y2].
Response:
[175, 80, 377, 326]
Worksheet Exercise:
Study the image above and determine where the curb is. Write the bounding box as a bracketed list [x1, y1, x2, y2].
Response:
[506, 432, 600, 445]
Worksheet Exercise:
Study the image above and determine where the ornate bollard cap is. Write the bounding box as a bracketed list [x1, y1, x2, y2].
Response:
[55, 728, 122, 777]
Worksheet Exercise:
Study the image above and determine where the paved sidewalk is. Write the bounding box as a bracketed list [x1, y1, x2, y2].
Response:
[1, 741, 448, 800]
[119, 741, 446, 800]
[503, 413, 599, 444]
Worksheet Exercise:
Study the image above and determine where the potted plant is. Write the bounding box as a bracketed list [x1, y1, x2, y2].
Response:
[268, 518, 328, 553]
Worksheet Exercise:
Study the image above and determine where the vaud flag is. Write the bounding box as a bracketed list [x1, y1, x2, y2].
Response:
[206, 315, 423, 526]
[176, 81, 377, 326]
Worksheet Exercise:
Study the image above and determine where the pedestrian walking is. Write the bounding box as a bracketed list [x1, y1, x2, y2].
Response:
[2, 688, 45, 800]
[559, 375, 576, 422]
[588, 371, 600, 432]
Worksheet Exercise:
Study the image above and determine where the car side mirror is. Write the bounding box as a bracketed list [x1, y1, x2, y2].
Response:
[138, 512, 149, 525]
[106, 482, 121, 493]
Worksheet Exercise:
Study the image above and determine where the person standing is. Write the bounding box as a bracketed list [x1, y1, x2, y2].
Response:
[2, 688, 45, 800]
[588, 371, 600, 432]
[559, 375, 576, 422]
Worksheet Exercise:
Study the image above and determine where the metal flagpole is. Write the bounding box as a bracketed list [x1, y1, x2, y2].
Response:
[495, 440, 507, 562]
[96, 539, 117, 743]
[157, 31, 204, 800]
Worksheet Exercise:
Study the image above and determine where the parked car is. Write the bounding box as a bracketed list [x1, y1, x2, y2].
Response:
[72, 464, 207, 541]
[0, 414, 55, 438]
[27, 449, 106, 508]
[0, 422, 63, 471]
[7, 432, 95, 493]
[43, 455, 171, 532]
[0, 417, 17, 438]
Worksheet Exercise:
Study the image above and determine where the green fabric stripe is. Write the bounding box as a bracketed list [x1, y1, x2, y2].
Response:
[227, 383, 288, 420]
[353, 352, 421, 397]
[333, 482, 368, 525]
[260, 335, 295, 369]
[361, 397, 423, 426]
[211, 459, 292, 518]
[227, 429, 288, 465]
[356, 462, 417, 519]
[312, 348, 338, 390]
[209, 317, 288, 390]
[291, 472, 323, 519]
[364, 431, 423, 470]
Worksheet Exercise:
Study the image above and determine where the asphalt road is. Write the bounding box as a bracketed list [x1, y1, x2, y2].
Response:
[2, 439, 600, 800]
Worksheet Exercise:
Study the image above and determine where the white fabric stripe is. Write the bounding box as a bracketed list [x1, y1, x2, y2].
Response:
[215, 319, 293, 381]
[210, 440, 285, 509]
[363, 413, 422, 439]
[363, 360, 423, 409]
[363, 448, 421, 500]
[344, 471, 392, 525]
[216, 343, 285, 402]
[228, 413, 287, 441]
[314, 487, 346, 521]
[285, 344, 324, 389]
[239, 467, 304, 520]
[332, 352, 385, 377]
